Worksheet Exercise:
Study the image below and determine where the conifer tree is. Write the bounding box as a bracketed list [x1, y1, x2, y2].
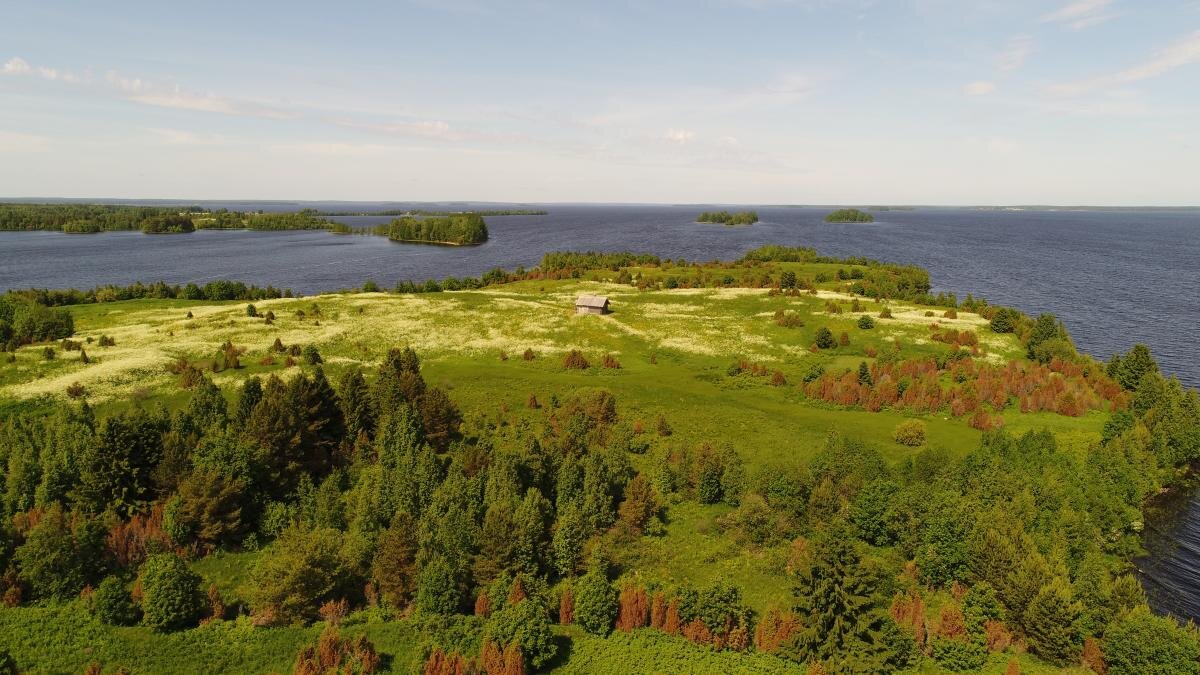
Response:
[1022, 577, 1082, 666]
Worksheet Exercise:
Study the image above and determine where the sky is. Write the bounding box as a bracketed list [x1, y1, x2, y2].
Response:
[1, 1, 1198, 205]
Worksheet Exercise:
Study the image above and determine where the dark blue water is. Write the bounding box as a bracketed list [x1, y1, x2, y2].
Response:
[1, 202, 1199, 618]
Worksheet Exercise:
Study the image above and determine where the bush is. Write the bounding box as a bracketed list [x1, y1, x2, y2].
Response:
[857, 315, 875, 329]
[417, 556, 462, 615]
[245, 304, 257, 317]
[893, 420, 927, 447]
[814, 327, 836, 349]
[879, 307, 893, 319]
[990, 307, 1020, 333]
[1104, 607, 1200, 674]
[90, 576, 140, 626]
[574, 571, 618, 635]
[302, 345, 322, 365]
[250, 526, 349, 624]
[563, 350, 590, 370]
[931, 637, 988, 671]
[483, 599, 558, 669]
[139, 553, 205, 631]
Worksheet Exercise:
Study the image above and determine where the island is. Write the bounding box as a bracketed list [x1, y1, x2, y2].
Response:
[386, 212, 489, 245]
[824, 208, 875, 223]
[696, 210, 759, 226]
[0, 245, 1193, 674]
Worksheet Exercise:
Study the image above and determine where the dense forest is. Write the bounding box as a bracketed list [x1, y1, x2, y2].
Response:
[696, 211, 759, 226]
[0, 250, 1198, 673]
[0, 204, 332, 233]
[825, 209, 875, 223]
[386, 214, 489, 245]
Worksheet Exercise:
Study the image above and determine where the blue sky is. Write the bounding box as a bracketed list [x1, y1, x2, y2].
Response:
[1, 1, 1197, 204]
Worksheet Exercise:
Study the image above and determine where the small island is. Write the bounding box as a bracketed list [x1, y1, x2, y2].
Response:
[140, 214, 196, 234]
[696, 210, 759, 226]
[824, 208, 875, 223]
[386, 212, 489, 245]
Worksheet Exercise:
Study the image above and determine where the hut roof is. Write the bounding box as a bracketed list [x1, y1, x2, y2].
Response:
[575, 295, 610, 308]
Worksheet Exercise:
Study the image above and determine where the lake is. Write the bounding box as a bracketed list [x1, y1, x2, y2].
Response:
[1, 202, 1199, 618]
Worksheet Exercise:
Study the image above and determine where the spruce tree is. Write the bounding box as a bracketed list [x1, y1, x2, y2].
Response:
[1022, 576, 1082, 666]
[372, 513, 418, 608]
[782, 520, 888, 664]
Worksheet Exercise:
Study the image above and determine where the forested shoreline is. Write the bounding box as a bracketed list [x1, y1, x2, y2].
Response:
[0, 249, 1197, 673]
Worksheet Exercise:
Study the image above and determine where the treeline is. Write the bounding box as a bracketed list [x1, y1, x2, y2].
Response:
[319, 209, 547, 217]
[0, 204, 334, 233]
[825, 208, 875, 223]
[141, 215, 195, 234]
[697, 211, 759, 226]
[0, 295, 74, 349]
[387, 214, 488, 245]
[540, 252, 662, 272]
[195, 209, 332, 231]
[5, 281, 292, 308]
[0, 204, 205, 232]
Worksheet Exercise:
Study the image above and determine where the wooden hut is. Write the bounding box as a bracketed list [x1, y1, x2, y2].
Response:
[575, 295, 610, 315]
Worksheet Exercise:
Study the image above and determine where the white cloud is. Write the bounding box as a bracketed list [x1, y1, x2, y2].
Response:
[663, 128, 696, 144]
[336, 118, 465, 142]
[3, 57, 30, 74]
[1041, 0, 1117, 30]
[717, 136, 740, 147]
[964, 81, 997, 96]
[148, 128, 228, 146]
[271, 142, 393, 157]
[0, 130, 49, 151]
[1047, 30, 1200, 95]
[996, 35, 1032, 71]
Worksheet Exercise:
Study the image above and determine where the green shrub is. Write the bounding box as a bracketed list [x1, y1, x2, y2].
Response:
[856, 315, 875, 329]
[416, 557, 462, 615]
[245, 304, 257, 317]
[90, 576, 140, 626]
[930, 637, 988, 671]
[483, 599, 558, 669]
[302, 345, 322, 365]
[573, 571, 617, 635]
[892, 420, 926, 447]
[1104, 607, 1200, 675]
[139, 553, 205, 631]
[814, 327, 836, 349]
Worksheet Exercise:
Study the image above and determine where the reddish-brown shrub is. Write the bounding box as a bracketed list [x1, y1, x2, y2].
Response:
[475, 592, 492, 617]
[1081, 636, 1107, 674]
[559, 587, 574, 625]
[985, 620, 1013, 653]
[602, 354, 621, 369]
[616, 586, 648, 632]
[935, 604, 967, 640]
[562, 350, 590, 370]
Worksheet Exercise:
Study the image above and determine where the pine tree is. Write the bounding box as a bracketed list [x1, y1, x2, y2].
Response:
[1116, 344, 1158, 391]
[337, 367, 374, 441]
[233, 376, 262, 426]
[512, 488, 551, 577]
[1022, 577, 1082, 666]
[857, 361, 873, 387]
[372, 513, 418, 608]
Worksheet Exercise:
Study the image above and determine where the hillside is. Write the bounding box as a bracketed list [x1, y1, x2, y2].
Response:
[0, 249, 1194, 673]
